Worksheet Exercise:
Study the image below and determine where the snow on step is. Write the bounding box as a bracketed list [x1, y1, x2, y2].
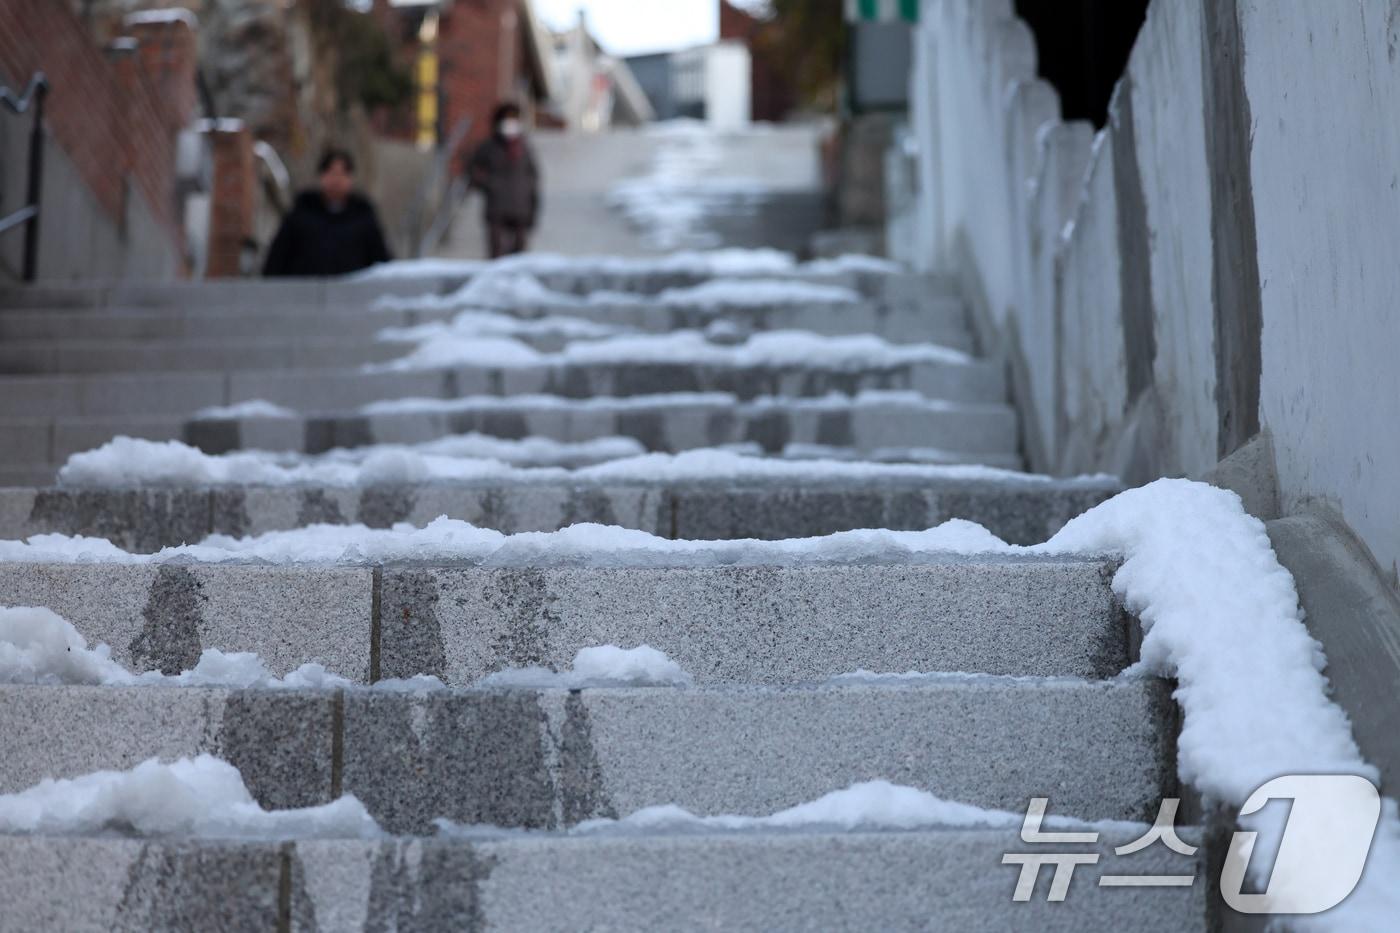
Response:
[3, 441, 1111, 547]
[0, 537, 1128, 681]
[0, 677, 1174, 834]
[183, 390, 1018, 460]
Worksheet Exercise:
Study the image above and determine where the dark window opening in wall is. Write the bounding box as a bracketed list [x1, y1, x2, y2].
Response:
[1013, 0, 1150, 129]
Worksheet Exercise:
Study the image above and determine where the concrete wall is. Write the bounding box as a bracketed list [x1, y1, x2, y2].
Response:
[1, 70, 180, 283]
[909, 0, 1400, 587]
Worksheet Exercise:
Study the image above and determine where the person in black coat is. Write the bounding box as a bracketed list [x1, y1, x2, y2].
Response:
[467, 103, 540, 259]
[263, 149, 392, 277]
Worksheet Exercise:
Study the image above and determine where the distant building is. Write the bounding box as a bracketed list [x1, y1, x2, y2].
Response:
[625, 41, 751, 130]
[551, 12, 654, 131]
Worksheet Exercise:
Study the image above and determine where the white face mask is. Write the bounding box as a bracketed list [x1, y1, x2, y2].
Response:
[500, 118, 522, 139]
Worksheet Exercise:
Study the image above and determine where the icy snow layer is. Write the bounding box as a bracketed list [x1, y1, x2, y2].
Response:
[1028, 479, 1397, 928]
[57, 435, 646, 487]
[192, 399, 296, 421]
[375, 308, 626, 344]
[0, 606, 356, 689]
[355, 248, 800, 281]
[357, 389, 982, 417]
[0, 606, 684, 695]
[0, 517, 1019, 567]
[439, 780, 1131, 839]
[54, 440, 1095, 492]
[371, 328, 970, 373]
[477, 645, 693, 689]
[0, 755, 380, 840]
[375, 271, 861, 314]
[605, 128, 773, 250]
[358, 250, 897, 284]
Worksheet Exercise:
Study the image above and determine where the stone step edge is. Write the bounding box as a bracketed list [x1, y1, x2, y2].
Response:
[0, 677, 1176, 832]
[0, 828, 1209, 933]
[0, 558, 1131, 685]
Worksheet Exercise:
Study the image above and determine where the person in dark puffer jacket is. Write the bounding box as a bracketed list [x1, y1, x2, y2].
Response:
[263, 148, 392, 277]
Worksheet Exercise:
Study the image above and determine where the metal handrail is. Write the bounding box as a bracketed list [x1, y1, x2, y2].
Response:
[0, 72, 48, 282]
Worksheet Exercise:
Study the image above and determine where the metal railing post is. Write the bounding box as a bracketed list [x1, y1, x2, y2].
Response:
[1, 72, 49, 282]
[21, 80, 46, 282]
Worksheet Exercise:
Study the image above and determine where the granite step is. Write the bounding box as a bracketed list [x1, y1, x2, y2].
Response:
[0, 827, 1207, 932]
[0, 678, 1176, 833]
[0, 472, 1117, 550]
[0, 556, 1129, 683]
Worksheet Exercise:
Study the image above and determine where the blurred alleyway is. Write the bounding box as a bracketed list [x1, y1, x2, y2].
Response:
[435, 123, 827, 259]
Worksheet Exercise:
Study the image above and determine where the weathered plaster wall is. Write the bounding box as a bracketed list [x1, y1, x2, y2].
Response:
[911, 0, 1400, 585]
[1239, 0, 1400, 586]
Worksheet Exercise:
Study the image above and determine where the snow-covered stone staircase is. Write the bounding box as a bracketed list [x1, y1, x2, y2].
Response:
[0, 258, 1210, 931]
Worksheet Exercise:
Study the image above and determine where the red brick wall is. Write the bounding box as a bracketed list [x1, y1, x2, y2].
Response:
[439, 0, 507, 166]
[0, 0, 186, 258]
[719, 0, 798, 123]
[205, 126, 254, 278]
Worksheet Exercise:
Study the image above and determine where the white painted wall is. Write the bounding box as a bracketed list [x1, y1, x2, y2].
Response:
[910, 0, 1400, 581]
[703, 42, 751, 132]
[1240, 0, 1400, 583]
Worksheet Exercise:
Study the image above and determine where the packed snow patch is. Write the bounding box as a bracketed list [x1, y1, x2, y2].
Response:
[376, 309, 624, 344]
[439, 780, 1130, 839]
[0, 755, 380, 839]
[373, 328, 971, 373]
[58, 434, 647, 487]
[803, 255, 904, 275]
[476, 645, 692, 690]
[1020, 479, 1396, 927]
[0, 517, 1038, 567]
[605, 128, 774, 250]
[193, 400, 296, 421]
[590, 278, 862, 309]
[356, 249, 800, 283]
[0, 606, 352, 689]
[378, 271, 860, 316]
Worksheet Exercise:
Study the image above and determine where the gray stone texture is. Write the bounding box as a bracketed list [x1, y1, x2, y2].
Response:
[0, 830, 1207, 932]
[378, 559, 1128, 685]
[0, 686, 336, 809]
[0, 478, 1114, 550]
[0, 563, 373, 678]
[0, 677, 1173, 834]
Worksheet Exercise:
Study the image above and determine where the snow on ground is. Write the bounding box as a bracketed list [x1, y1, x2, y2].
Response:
[0, 606, 353, 689]
[1, 606, 682, 695]
[803, 255, 904, 275]
[1028, 479, 1398, 926]
[371, 328, 971, 373]
[572, 449, 1109, 486]
[360, 391, 737, 416]
[54, 438, 1095, 490]
[356, 389, 991, 418]
[375, 309, 625, 345]
[476, 645, 692, 689]
[376, 271, 860, 315]
[605, 129, 773, 250]
[0, 518, 1020, 567]
[357, 249, 897, 287]
[57, 435, 646, 487]
[356, 249, 800, 282]
[438, 779, 1134, 840]
[589, 278, 862, 309]
[0, 755, 380, 840]
[3, 478, 1390, 918]
[193, 400, 296, 421]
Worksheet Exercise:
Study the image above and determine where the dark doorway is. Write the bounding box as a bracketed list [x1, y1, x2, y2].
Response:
[1013, 0, 1150, 128]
